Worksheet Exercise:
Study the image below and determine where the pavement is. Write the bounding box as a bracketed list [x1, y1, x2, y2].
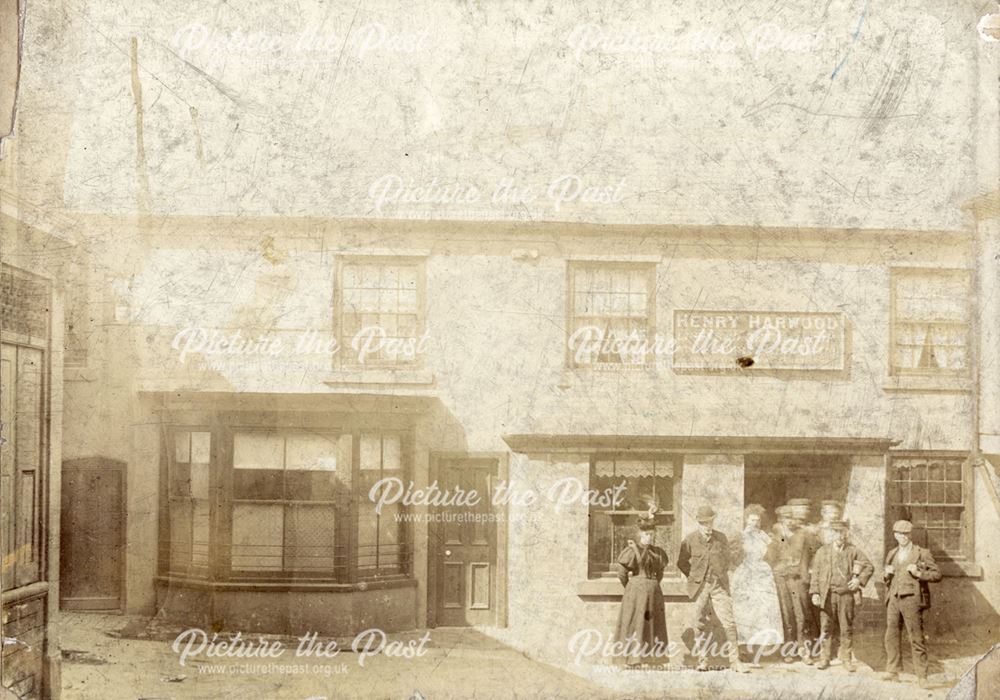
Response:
[56, 613, 990, 700]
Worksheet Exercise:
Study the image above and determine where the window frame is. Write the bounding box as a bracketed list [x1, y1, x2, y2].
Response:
[887, 453, 974, 563]
[586, 453, 682, 580]
[888, 268, 972, 378]
[160, 423, 414, 584]
[565, 261, 657, 369]
[334, 255, 428, 370]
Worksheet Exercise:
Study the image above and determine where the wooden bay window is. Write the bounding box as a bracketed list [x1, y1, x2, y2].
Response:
[162, 424, 412, 584]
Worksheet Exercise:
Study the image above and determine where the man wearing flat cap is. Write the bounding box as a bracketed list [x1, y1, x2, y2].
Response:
[677, 505, 748, 673]
[880, 519, 942, 688]
[808, 519, 873, 671]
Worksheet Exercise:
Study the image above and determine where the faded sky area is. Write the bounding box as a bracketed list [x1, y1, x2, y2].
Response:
[12, 0, 985, 228]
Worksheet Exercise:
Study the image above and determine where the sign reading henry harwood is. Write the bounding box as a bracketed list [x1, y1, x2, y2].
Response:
[672, 310, 846, 371]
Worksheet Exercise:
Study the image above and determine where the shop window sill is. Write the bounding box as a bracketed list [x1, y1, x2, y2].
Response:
[155, 575, 418, 593]
[939, 559, 983, 578]
[882, 374, 972, 394]
[576, 575, 687, 599]
[324, 369, 435, 387]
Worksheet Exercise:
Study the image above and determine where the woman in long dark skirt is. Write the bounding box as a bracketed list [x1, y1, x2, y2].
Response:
[614, 513, 671, 668]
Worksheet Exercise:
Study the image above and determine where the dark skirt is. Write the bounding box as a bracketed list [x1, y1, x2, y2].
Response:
[615, 576, 669, 666]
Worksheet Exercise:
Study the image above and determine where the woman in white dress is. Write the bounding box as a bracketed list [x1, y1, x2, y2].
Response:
[731, 504, 784, 658]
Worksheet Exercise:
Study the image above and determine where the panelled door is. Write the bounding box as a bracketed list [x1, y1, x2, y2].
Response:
[434, 457, 499, 626]
[60, 458, 126, 610]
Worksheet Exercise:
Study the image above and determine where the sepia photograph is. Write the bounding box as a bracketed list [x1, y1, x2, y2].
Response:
[2, 1, 1000, 698]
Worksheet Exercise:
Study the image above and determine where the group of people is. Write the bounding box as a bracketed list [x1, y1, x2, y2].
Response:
[614, 498, 942, 688]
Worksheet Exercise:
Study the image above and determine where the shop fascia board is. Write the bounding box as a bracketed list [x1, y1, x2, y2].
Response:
[502, 434, 900, 457]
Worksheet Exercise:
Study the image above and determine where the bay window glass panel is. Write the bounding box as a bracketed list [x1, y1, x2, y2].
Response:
[174, 432, 191, 463]
[190, 462, 210, 500]
[192, 500, 210, 567]
[230, 432, 346, 577]
[232, 503, 283, 571]
[382, 436, 401, 471]
[356, 433, 408, 576]
[234, 433, 284, 470]
[191, 431, 212, 463]
[169, 500, 193, 571]
[286, 504, 337, 572]
[167, 429, 212, 576]
[286, 434, 339, 472]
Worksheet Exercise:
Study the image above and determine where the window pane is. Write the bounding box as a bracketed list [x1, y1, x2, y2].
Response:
[360, 435, 381, 471]
[174, 432, 191, 463]
[169, 500, 193, 571]
[192, 500, 210, 567]
[589, 511, 614, 573]
[171, 460, 191, 498]
[285, 504, 337, 572]
[232, 503, 283, 571]
[927, 482, 944, 504]
[946, 462, 963, 481]
[357, 511, 378, 571]
[234, 468, 283, 501]
[382, 436, 401, 470]
[945, 483, 962, 503]
[286, 434, 339, 472]
[234, 433, 283, 499]
[190, 462, 210, 500]
[234, 433, 284, 470]
[191, 432, 211, 463]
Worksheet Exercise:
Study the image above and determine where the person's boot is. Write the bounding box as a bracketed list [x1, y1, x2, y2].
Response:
[879, 671, 900, 681]
[696, 656, 709, 672]
[917, 677, 932, 689]
[816, 657, 830, 670]
[843, 658, 856, 673]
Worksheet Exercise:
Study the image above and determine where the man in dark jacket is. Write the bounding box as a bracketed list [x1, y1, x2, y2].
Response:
[809, 520, 873, 671]
[677, 505, 748, 673]
[879, 519, 942, 688]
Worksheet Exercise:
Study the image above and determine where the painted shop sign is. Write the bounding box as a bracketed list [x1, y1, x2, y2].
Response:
[672, 310, 846, 371]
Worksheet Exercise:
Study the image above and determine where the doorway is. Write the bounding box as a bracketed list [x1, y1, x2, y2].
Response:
[60, 457, 126, 611]
[428, 454, 506, 627]
[744, 453, 851, 527]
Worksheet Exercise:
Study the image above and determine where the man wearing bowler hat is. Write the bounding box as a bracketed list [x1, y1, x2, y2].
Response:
[677, 505, 748, 673]
[880, 519, 942, 688]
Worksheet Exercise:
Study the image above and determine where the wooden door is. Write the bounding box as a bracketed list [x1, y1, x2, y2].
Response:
[60, 458, 126, 610]
[434, 457, 499, 626]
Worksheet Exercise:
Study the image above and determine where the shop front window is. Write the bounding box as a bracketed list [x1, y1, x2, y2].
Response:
[163, 426, 412, 583]
[889, 456, 971, 560]
[588, 456, 678, 578]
